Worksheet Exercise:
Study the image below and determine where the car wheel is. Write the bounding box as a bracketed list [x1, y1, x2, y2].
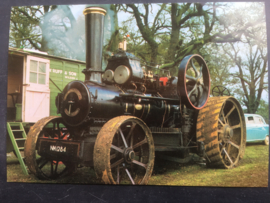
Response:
[264, 136, 269, 146]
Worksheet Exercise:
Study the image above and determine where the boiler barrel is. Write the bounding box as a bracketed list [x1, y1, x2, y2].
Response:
[60, 81, 175, 127]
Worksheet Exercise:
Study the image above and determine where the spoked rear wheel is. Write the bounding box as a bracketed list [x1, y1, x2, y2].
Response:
[24, 116, 77, 180]
[197, 97, 246, 169]
[94, 116, 155, 185]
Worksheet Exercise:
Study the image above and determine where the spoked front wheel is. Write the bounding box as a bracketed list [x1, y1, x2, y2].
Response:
[24, 116, 77, 180]
[94, 116, 155, 185]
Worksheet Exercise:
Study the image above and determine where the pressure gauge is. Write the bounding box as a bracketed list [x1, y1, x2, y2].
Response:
[114, 65, 131, 84]
[103, 69, 114, 82]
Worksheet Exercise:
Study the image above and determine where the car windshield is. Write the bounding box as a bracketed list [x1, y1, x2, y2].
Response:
[246, 116, 255, 124]
[245, 115, 266, 124]
[254, 116, 265, 124]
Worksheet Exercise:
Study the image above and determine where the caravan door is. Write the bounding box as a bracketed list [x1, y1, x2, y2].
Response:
[23, 56, 50, 122]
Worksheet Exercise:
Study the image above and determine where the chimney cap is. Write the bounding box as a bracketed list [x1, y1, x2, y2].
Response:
[83, 7, 106, 16]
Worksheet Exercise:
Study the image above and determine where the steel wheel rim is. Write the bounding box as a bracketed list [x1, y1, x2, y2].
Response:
[217, 99, 244, 168]
[94, 116, 155, 185]
[25, 117, 76, 180]
[110, 120, 150, 184]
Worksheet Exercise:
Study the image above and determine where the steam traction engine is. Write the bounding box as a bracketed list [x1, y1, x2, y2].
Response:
[24, 7, 246, 184]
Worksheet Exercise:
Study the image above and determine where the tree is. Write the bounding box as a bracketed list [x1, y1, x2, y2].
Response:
[163, 2, 265, 71]
[9, 6, 58, 51]
[256, 100, 269, 123]
[9, 5, 120, 61]
[9, 5, 86, 59]
[119, 3, 265, 76]
[10, 6, 44, 49]
[222, 41, 268, 113]
[122, 4, 167, 64]
[199, 44, 237, 94]
[218, 2, 268, 113]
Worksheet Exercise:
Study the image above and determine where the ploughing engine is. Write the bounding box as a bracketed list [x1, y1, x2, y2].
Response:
[24, 7, 246, 184]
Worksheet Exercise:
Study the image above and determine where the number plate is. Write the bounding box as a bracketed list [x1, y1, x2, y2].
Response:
[38, 138, 80, 161]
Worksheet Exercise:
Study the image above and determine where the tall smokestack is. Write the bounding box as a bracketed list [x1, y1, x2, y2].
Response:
[83, 7, 106, 83]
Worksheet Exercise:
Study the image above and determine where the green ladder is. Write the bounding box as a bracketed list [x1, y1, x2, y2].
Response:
[7, 122, 28, 175]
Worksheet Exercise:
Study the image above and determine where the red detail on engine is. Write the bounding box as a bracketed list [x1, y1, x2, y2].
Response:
[159, 77, 168, 86]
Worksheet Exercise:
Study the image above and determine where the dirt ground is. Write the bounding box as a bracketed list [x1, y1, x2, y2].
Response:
[6, 143, 269, 187]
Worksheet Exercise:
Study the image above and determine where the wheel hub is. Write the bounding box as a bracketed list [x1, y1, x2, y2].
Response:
[223, 124, 233, 141]
[129, 151, 135, 160]
[124, 148, 135, 163]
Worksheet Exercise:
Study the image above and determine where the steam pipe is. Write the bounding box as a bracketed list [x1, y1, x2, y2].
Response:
[82, 7, 106, 83]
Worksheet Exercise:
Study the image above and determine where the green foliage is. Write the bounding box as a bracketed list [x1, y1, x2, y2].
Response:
[199, 44, 234, 94]
[256, 100, 269, 123]
[9, 6, 42, 49]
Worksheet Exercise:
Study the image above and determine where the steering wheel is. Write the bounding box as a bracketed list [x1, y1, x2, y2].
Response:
[212, 85, 230, 96]
[177, 54, 211, 110]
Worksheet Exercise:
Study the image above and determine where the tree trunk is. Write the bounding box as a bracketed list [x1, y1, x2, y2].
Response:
[168, 4, 180, 62]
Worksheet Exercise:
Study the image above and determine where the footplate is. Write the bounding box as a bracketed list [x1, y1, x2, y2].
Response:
[38, 138, 81, 161]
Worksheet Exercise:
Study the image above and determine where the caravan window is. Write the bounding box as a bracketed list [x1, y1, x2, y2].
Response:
[30, 60, 46, 85]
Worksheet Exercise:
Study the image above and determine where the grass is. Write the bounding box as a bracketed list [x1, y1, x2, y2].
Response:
[149, 144, 269, 187]
[7, 144, 269, 186]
